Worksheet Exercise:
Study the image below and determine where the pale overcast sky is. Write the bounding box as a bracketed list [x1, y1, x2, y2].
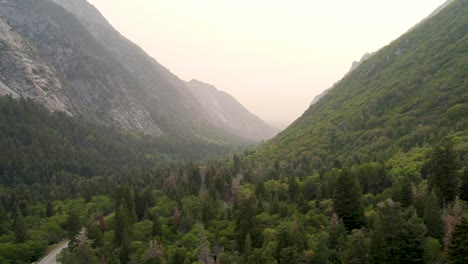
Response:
[87, 0, 446, 128]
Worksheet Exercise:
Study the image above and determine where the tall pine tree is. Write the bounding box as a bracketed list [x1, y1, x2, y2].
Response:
[342, 229, 370, 264]
[424, 191, 444, 241]
[447, 217, 468, 264]
[114, 204, 130, 246]
[66, 209, 81, 243]
[399, 211, 427, 264]
[333, 169, 364, 231]
[14, 206, 27, 243]
[459, 168, 468, 201]
[45, 201, 54, 217]
[234, 191, 259, 250]
[427, 139, 460, 204]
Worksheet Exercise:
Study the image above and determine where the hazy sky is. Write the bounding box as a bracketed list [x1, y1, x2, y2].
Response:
[87, 0, 445, 127]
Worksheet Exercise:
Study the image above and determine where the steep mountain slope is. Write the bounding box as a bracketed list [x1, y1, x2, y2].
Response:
[311, 52, 374, 106]
[256, 0, 467, 165]
[49, 0, 277, 142]
[186, 80, 277, 142]
[0, 17, 71, 112]
[48, 0, 208, 138]
[0, 0, 164, 136]
[0, 96, 232, 188]
[0, 0, 274, 142]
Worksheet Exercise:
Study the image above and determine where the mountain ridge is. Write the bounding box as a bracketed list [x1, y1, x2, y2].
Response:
[0, 0, 276, 143]
[255, 0, 467, 166]
[186, 79, 278, 142]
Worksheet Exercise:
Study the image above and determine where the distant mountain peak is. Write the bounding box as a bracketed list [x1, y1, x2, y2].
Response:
[186, 80, 278, 142]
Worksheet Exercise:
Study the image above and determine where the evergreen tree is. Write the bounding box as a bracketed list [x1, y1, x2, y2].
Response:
[424, 191, 444, 241]
[135, 191, 146, 221]
[370, 199, 404, 264]
[342, 229, 370, 264]
[233, 154, 241, 175]
[98, 211, 106, 232]
[115, 186, 137, 225]
[197, 223, 214, 264]
[152, 214, 163, 238]
[427, 139, 460, 204]
[67, 209, 81, 242]
[311, 232, 330, 264]
[190, 165, 202, 196]
[202, 195, 217, 223]
[333, 169, 364, 231]
[279, 216, 306, 263]
[269, 192, 280, 215]
[58, 227, 100, 264]
[119, 223, 131, 264]
[459, 168, 468, 201]
[447, 217, 468, 264]
[423, 237, 444, 264]
[88, 220, 103, 248]
[0, 205, 6, 235]
[14, 206, 27, 243]
[287, 175, 299, 202]
[328, 213, 347, 262]
[114, 204, 130, 247]
[397, 176, 414, 208]
[243, 232, 252, 263]
[399, 211, 427, 264]
[45, 201, 54, 217]
[234, 191, 259, 250]
[18, 200, 28, 217]
[369, 222, 387, 264]
[171, 247, 188, 264]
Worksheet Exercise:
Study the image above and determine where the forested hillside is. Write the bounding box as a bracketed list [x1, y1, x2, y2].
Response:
[256, 0, 467, 167]
[0, 96, 233, 199]
[0, 0, 467, 263]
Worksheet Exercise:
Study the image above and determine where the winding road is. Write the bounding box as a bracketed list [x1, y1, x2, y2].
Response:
[37, 240, 69, 264]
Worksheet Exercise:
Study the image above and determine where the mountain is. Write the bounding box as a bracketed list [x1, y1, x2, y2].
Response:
[256, 0, 467, 166]
[1, 1, 467, 263]
[348, 52, 375, 74]
[311, 1, 457, 109]
[0, 0, 165, 136]
[427, 0, 456, 19]
[186, 80, 277, 142]
[311, 52, 375, 106]
[0, 0, 275, 143]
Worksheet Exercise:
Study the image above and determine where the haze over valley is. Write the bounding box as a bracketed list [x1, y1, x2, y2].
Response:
[87, 0, 450, 127]
[0, 0, 466, 263]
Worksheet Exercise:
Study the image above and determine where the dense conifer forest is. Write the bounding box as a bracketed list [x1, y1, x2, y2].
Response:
[0, 96, 467, 263]
[0, 0, 467, 263]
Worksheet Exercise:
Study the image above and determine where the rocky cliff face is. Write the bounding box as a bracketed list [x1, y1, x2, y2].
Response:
[0, 0, 275, 142]
[0, 0, 163, 136]
[186, 80, 277, 142]
[348, 52, 375, 73]
[49, 0, 209, 133]
[0, 17, 71, 113]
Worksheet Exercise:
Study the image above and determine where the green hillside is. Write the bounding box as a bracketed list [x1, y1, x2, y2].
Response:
[257, 0, 467, 167]
[1, 1, 468, 263]
[0, 96, 233, 199]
